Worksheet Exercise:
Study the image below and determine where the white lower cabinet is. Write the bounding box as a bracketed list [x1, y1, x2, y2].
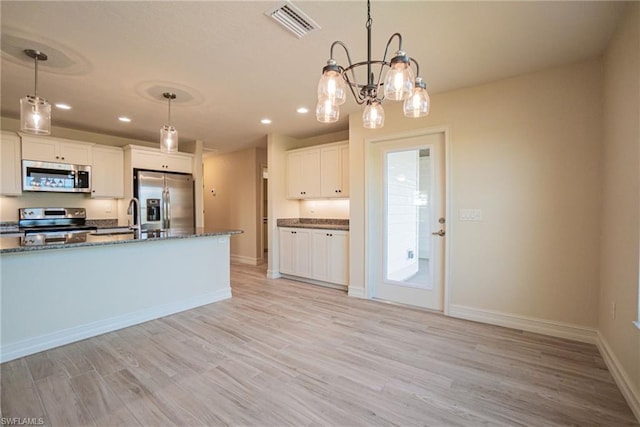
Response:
[311, 229, 349, 285]
[279, 227, 349, 286]
[279, 227, 312, 278]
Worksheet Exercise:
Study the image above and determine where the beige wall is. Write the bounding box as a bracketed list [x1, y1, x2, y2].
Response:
[203, 146, 266, 264]
[599, 2, 640, 410]
[350, 58, 604, 327]
[266, 130, 348, 278]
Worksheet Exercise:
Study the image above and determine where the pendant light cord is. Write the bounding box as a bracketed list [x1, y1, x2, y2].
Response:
[167, 97, 172, 126]
[33, 55, 39, 98]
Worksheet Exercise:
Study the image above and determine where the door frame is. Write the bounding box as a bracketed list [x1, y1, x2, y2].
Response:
[364, 126, 452, 315]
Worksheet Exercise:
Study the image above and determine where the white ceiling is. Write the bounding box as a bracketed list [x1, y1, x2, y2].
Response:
[1, 1, 626, 153]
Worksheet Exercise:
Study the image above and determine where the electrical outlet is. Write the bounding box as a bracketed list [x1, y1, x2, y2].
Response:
[611, 301, 616, 320]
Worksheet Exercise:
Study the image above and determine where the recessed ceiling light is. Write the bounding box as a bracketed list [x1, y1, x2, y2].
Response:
[261, 118, 272, 124]
[118, 116, 132, 123]
[296, 107, 309, 114]
[55, 103, 71, 110]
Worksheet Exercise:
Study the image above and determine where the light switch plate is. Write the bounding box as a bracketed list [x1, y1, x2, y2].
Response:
[459, 208, 483, 221]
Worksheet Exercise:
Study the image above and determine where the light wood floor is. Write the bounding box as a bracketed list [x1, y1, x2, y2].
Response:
[1, 263, 637, 426]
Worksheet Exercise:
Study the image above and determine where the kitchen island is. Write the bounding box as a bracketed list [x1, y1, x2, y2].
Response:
[0, 228, 242, 362]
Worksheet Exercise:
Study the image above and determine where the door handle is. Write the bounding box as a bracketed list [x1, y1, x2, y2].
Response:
[432, 230, 446, 237]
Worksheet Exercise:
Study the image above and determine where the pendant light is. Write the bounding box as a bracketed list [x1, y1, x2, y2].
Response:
[20, 49, 51, 135]
[362, 100, 384, 129]
[403, 77, 430, 118]
[160, 92, 178, 153]
[316, 0, 430, 129]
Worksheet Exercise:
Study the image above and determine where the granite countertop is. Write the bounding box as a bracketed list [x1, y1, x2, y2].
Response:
[277, 218, 349, 231]
[0, 228, 243, 254]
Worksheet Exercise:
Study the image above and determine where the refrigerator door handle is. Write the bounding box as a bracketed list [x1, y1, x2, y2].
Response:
[161, 187, 167, 229]
[165, 187, 171, 229]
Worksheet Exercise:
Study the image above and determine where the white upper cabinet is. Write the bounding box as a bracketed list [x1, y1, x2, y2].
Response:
[287, 141, 348, 200]
[1, 132, 22, 196]
[127, 146, 193, 174]
[21, 134, 93, 165]
[91, 145, 124, 198]
[287, 148, 321, 199]
[320, 143, 349, 198]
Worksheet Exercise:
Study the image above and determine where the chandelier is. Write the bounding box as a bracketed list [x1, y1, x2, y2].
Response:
[316, 0, 430, 129]
[20, 49, 51, 135]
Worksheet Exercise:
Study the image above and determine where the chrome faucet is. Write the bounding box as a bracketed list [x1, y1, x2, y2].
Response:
[127, 197, 141, 238]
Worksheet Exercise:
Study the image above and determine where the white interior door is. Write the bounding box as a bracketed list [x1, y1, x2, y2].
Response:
[371, 132, 446, 310]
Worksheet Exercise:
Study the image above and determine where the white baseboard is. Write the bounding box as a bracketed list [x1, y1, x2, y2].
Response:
[266, 270, 281, 279]
[348, 286, 366, 299]
[448, 304, 598, 344]
[596, 331, 640, 422]
[231, 254, 261, 265]
[279, 274, 347, 291]
[0, 288, 232, 363]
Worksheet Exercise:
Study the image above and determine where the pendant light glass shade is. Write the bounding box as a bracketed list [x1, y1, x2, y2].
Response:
[316, 99, 339, 123]
[317, 66, 347, 106]
[20, 49, 51, 135]
[160, 125, 178, 154]
[362, 101, 384, 129]
[160, 92, 178, 153]
[403, 77, 430, 118]
[20, 95, 51, 135]
[383, 51, 414, 101]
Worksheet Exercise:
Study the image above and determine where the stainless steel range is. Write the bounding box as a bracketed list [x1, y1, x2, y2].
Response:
[18, 207, 97, 246]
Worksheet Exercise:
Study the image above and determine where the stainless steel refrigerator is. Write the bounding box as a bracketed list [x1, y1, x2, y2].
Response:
[134, 169, 195, 233]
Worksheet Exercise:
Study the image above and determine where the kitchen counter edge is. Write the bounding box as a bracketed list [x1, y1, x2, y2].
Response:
[0, 229, 243, 254]
[277, 222, 349, 231]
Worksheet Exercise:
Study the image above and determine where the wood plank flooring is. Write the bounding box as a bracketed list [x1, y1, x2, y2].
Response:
[2, 263, 637, 426]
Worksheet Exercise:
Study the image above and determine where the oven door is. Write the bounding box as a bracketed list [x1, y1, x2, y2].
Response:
[22, 160, 91, 193]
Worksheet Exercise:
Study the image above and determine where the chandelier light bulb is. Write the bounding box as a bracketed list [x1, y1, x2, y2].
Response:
[383, 51, 414, 101]
[403, 77, 430, 118]
[362, 100, 384, 129]
[316, 99, 339, 123]
[317, 62, 346, 106]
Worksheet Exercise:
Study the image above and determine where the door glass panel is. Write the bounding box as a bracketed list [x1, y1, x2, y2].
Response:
[385, 148, 432, 289]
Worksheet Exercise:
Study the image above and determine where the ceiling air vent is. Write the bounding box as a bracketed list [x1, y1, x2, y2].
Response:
[265, 2, 320, 38]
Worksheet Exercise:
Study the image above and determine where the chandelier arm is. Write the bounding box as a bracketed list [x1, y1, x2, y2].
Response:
[383, 33, 404, 61]
[329, 41, 360, 90]
[410, 57, 421, 77]
[372, 32, 405, 96]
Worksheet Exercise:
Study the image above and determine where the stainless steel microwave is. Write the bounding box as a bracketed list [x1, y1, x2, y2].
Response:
[22, 160, 91, 193]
